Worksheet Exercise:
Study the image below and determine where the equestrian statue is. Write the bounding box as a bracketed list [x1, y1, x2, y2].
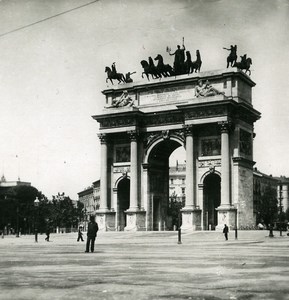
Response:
[233, 54, 252, 75]
[105, 62, 126, 84]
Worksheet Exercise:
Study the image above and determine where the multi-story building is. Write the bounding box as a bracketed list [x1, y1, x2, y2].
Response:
[169, 162, 186, 202]
[253, 168, 279, 223]
[78, 180, 100, 218]
[0, 175, 31, 191]
[275, 176, 289, 213]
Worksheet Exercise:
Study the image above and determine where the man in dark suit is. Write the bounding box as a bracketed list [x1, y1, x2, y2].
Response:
[85, 215, 99, 253]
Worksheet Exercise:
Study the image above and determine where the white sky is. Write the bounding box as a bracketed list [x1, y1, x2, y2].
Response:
[1, 0, 289, 199]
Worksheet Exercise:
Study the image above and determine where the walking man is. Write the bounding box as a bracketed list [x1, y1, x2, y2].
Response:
[85, 216, 99, 253]
[77, 226, 84, 242]
[223, 224, 229, 240]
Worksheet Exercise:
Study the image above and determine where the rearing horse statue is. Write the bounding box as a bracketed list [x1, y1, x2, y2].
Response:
[154, 54, 173, 77]
[186, 50, 202, 73]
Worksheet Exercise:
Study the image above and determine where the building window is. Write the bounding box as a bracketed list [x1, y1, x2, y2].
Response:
[171, 179, 174, 185]
[182, 187, 185, 194]
[182, 178, 185, 184]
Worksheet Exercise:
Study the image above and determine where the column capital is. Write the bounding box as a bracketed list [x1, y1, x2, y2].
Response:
[128, 130, 139, 141]
[98, 133, 107, 144]
[218, 121, 234, 133]
[183, 124, 194, 137]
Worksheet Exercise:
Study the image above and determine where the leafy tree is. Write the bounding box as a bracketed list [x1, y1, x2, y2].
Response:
[168, 192, 185, 229]
[49, 193, 81, 231]
[258, 186, 278, 226]
[0, 185, 43, 234]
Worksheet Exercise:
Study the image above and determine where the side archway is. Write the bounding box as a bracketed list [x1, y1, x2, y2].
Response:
[202, 172, 221, 230]
[116, 176, 130, 231]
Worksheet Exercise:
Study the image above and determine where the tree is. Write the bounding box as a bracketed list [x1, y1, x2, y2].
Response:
[49, 193, 81, 231]
[258, 186, 278, 226]
[168, 192, 185, 229]
[0, 185, 43, 234]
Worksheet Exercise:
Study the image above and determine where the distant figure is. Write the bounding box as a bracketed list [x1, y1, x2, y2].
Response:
[45, 225, 50, 242]
[85, 216, 99, 253]
[223, 224, 229, 240]
[77, 227, 84, 242]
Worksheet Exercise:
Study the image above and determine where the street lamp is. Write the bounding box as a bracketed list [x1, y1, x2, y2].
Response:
[16, 198, 19, 238]
[34, 197, 40, 242]
[279, 183, 283, 237]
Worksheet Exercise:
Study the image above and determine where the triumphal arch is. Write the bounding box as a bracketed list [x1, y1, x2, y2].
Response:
[93, 68, 260, 231]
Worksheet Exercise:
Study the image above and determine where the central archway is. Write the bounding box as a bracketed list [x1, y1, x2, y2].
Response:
[148, 138, 184, 231]
[203, 173, 221, 230]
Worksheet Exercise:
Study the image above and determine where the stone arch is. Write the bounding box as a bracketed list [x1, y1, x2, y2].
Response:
[144, 134, 185, 164]
[114, 174, 130, 189]
[200, 169, 221, 185]
[202, 172, 221, 230]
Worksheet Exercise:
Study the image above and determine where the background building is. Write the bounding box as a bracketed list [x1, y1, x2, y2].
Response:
[169, 162, 186, 202]
[275, 176, 289, 213]
[78, 180, 100, 219]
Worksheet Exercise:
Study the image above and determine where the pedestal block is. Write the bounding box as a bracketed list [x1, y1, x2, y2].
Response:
[181, 208, 202, 231]
[95, 211, 116, 231]
[215, 206, 236, 231]
[124, 210, 146, 231]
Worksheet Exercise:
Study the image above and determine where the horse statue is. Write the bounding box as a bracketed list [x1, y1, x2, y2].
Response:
[140, 58, 161, 81]
[186, 50, 202, 73]
[105, 66, 126, 84]
[154, 54, 173, 77]
[233, 54, 252, 75]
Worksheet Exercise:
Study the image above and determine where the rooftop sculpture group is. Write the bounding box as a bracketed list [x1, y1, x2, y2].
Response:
[104, 40, 252, 85]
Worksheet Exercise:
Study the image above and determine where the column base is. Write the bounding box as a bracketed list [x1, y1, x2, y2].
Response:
[215, 206, 236, 231]
[95, 211, 116, 231]
[181, 208, 202, 231]
[124, 210, 146, 231]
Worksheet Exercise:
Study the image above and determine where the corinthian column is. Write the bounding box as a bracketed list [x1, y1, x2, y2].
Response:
[219, 122, 231, 207]
[128, 131, 139, 210]
[98, 133, 108, 211]
[184, 125, 194, 209]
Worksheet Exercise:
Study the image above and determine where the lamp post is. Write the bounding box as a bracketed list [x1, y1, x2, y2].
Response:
[34, 197, 40, 242]
[16, 198, 19, 238]
[177, 196, 183, 244]
[279, 183, 283, 237]
[234, 208, 238, 240]
[84, 206, 87, 232]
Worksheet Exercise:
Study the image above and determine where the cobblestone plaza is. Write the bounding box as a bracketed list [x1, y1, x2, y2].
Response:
[1, 231, 289, 300]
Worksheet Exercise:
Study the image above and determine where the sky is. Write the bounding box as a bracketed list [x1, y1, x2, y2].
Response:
[0, 0, 289, 199]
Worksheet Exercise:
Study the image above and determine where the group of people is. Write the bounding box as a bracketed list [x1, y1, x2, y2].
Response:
[43, 216, 99, 253]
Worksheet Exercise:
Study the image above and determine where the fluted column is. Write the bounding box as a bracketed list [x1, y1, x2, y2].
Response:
[219, 122, 231, 207]
[98, 133, 108, 211]
[128, 131, 139, 210]
[184, 125, 194, 208]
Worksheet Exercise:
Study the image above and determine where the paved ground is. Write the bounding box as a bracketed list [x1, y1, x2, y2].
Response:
[0, 230, 289, 300]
